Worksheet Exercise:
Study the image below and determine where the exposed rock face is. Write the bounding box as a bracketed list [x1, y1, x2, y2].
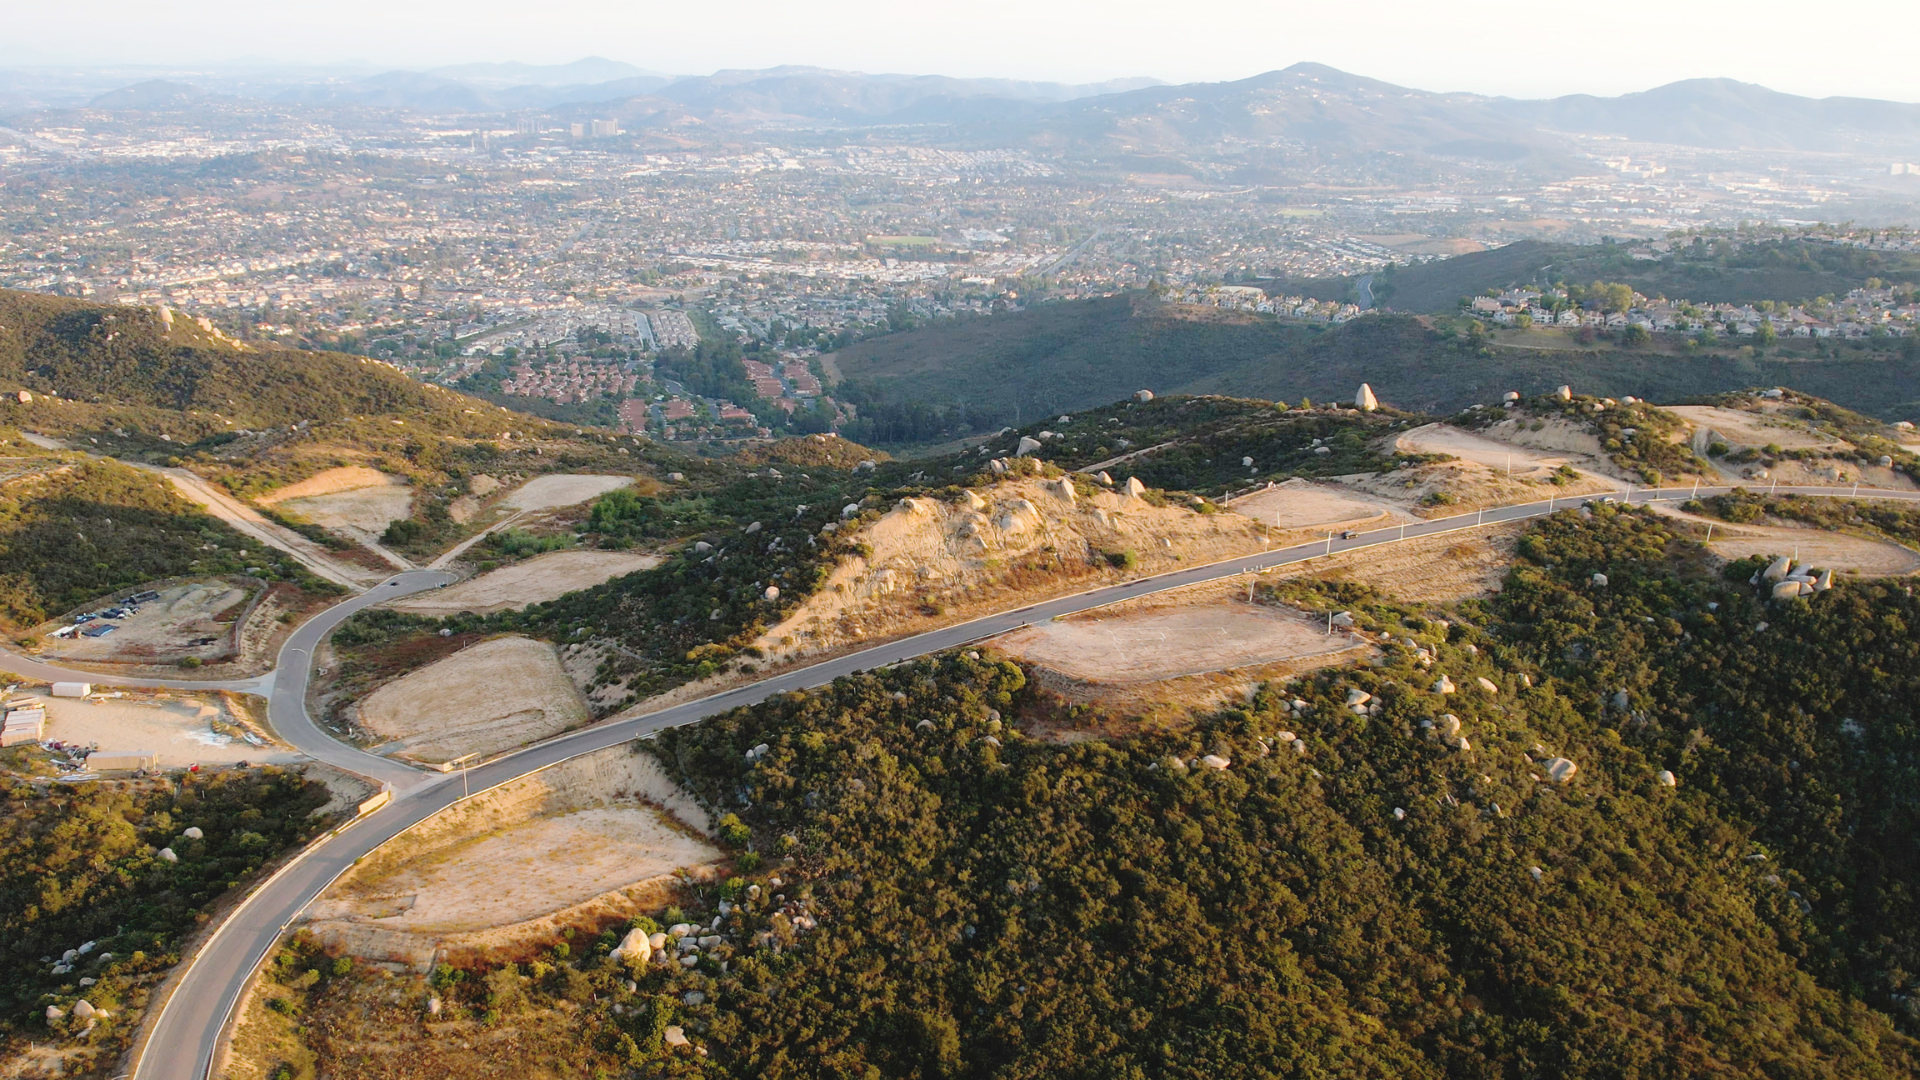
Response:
[1475, 676, 1499, 694]
[1355, 383, 1378, 412]
[1555, 385, 1573, 401]
[1546, 757, 1578, 783]
[1200, 754, 1231, 770]
[1772, 580, 1807, 600]
[1016, 436, 1043, 457]
[1656, 770, 1678, 787]
[1763, 555, 1793, 583]
[995, 499, 1042, 535]
[1047, 477, 1076, 504]
[1124, 477, 1148, 499]
[1134, 389, 1154, 402]
[1433, 675, 1456, 694]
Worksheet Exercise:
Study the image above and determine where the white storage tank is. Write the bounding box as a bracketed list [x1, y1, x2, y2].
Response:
[51, 682, 92, 698]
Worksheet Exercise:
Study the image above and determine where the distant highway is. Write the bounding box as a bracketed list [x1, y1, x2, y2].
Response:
[1356, 273, 1376, 309]
[130, 480, 1920, 1079]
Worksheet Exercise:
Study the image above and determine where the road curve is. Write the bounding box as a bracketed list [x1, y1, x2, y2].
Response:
[262, 569, 459, 790]
[135, 481, 1920, 1080]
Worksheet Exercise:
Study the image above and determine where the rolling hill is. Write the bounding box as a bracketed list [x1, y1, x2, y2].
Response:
[1368, 238, 1920, 312]
[829, 294, 1920, 447]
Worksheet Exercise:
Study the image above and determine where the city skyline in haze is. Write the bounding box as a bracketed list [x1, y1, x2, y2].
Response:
[3, 0, 1920, 105]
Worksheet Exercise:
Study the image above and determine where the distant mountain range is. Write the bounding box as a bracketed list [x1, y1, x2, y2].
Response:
[41, 60, 1920, 162]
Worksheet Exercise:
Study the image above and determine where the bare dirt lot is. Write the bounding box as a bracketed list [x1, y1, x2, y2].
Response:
[36, 692, 290, 769]
[1398, 422, 1594, 478]
[995, 602, 1358, 684]
[351, 635, 588, 765]
[256, 466, 396, 504]
[1648, 504, 1920, 576]
[1343, 423, 1617, 511]
[502, 474, 632, 512]
[298, 744, 720, 966]
[387, 550, 660, 616]
[1228, 479, 1412, 531]
[37, 580, 250, 664]
[274, 479, 414, 534]
[1269, 522, 1527, 603]
[323, 808, 713, 934]
[1667, 406, 1847, 452]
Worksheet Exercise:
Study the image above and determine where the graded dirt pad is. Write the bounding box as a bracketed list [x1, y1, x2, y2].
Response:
[329, 809, 713, 933]
[276, 479, 414, 534]
[1646, 504, 1920, 577]
[352, 635, 588, 765]
[256, 465, 398, 505]
[501, 473, 632, 512]
[301, 744, 720, 965]
[37, 693, 292, 769]
[1667, 406, 1846, 452]
[1474, 415, 1613, 461]
[38, 579, 249, 664]
[1397, 422, 1593, 478]
[995, 602, 1357, 684]
[1268, 521, 1527, 603]
[388, 550, 660, 616]
[1229, 478, 1411, 531]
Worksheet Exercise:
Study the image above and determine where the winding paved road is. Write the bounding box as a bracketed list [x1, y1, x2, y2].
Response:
[120, 481, 1920, 1079]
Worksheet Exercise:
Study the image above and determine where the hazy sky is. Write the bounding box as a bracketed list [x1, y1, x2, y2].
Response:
[8, 0, 1920, 102]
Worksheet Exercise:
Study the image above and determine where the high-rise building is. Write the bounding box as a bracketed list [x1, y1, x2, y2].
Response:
[591, 119, 620, 137]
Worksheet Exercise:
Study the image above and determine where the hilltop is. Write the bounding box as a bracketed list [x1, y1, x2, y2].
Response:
[0, 291, 497, 432]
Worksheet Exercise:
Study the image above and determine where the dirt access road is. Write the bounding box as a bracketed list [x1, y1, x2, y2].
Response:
[15, 434, 377, 588]
[428, 474, 633, 569]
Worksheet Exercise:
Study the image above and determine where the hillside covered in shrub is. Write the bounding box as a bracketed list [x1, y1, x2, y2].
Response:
[0, 764, 334, 1074]
[616, 507, 1920, 1076]
[0, 449, 337, 627]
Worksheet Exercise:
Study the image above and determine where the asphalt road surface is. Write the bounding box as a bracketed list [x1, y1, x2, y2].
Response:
[131, 481, 1920, 1078]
